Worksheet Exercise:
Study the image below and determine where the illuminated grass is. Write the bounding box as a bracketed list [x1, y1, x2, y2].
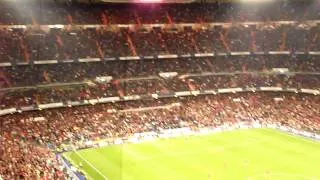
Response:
[64, 128, 320, 180]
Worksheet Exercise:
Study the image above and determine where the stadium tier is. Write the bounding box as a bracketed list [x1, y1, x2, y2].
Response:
[0, 24, 320, 63]
[1, 92, 320, 179]
[0, 0, 319, 179]
[0, 1, 320, 24]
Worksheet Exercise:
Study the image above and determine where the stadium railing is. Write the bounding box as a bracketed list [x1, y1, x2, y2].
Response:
[62, 121, 320, 152]
[0, 86, 319, 116]
[2, 51, 320, 67]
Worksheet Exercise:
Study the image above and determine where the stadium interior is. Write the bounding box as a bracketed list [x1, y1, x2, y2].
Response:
[0, 0, 319, 179]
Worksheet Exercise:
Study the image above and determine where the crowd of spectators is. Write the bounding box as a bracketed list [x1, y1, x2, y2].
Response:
[0, 55, 320, 109]
[0, 2, 318, 109]
[0, 25, 319, 63]
[0, 1, 319, 25]
[1, 72, 320, 109]
[0, 54, 319, 109]
[0, 140, 67, 179]
[1, 92, 319, 178]
[0, 1, 320, 179]
[0, 1, 318, 110]
[2, 55, 319, 86]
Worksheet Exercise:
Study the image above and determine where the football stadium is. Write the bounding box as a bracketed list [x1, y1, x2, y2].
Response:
[0, 0, 320, 179]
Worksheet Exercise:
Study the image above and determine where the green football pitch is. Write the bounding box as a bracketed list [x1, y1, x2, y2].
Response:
[64, 128, 320, 180]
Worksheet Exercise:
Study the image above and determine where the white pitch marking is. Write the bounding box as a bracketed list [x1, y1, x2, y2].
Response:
[73, 150, 109, 180]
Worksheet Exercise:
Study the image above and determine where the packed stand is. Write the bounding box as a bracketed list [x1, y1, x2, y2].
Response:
[1, 1, 320, 179]
[1, 92, 319, 178]
[2, 55, 320, 87]
[1, 54, 320, 108]
[1, 72, 320, 109]
[0, 24, 320, 63]
[0, 2, 319, 25]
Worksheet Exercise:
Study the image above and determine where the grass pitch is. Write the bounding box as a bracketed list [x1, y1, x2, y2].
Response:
[64, 128, 320, 180]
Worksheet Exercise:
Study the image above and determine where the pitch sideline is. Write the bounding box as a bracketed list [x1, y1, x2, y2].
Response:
[73, 150, 109, 180]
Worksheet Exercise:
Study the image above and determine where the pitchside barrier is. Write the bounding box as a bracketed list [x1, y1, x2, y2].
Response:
[61, 121, 320, 152]
[57, 154, 81, 180]
[0, 87, 319, 116]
